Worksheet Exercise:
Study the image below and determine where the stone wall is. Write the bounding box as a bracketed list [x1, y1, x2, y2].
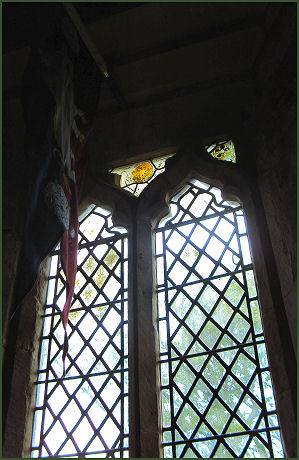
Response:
[3, 96, 26, 341]
[255, 16, 296, 353]
[88, 79, 254, 170]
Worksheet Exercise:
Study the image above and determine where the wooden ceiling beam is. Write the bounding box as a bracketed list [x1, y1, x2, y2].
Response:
[110, 13, 266, 68]
[75, 3, 145, 23]
[63, 2, 129, 110]
[95, 70, 253, 119]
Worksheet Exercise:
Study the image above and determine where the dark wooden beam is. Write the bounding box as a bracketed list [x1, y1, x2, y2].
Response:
[95, 70, 253, 119]
[75, 3, 145, 23]
[3, 3, 145, 54]
[64, 2, 129, 110]
[4, 70, 253, 111]
[110, 13, 266, 68]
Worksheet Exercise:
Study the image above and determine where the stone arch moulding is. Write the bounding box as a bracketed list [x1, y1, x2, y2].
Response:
[80, 174, 136, 231]
[135, 141, 296, 458]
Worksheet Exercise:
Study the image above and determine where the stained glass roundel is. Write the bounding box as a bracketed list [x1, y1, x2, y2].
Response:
[132, 162, 154, 183]
[111, 153, 175, 197]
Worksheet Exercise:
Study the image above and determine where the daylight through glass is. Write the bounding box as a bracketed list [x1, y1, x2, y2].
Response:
[155, 179, 284, 458]
[31, 205, 129, 458]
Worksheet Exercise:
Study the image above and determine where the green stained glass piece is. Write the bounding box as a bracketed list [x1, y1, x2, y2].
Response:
[251, 300, 263, 335]
[104, 249, 119, 268]
[231, 352, 255, 386]
[161, 389, 171, 426]
[83, 256, 97, 274]
[226, 418, 246, 434]
[228, 312, 250, 341]
[94, 265, 108, 288]
[206, 140, 236, 163]
[212, 299, 234, 327]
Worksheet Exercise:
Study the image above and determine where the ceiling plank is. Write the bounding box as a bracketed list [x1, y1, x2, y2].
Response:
[95, 70, 253, 119]
[74, 3, 145, 23]
[109, 12, 266, 67]
[4, 70, 252, 109]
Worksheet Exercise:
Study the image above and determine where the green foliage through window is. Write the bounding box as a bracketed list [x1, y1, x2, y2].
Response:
[155, 179, 284, 458]
[30, 205, 129, 458]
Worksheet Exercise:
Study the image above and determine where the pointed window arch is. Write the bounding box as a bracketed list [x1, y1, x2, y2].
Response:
[155, 178, 284, 457]
[20, 143, 294, 459]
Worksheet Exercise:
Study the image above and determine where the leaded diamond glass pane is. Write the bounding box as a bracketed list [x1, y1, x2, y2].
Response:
[31, 206, 129, 458]
[156, 179, 284, 458]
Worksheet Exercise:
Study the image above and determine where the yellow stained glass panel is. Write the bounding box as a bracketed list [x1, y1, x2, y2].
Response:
[111, 153, 175, 197]
[132, 162, 154, 183]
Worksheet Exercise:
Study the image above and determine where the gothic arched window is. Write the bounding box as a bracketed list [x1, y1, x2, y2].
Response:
[30, 205, 129, 458]
[26, 142, 294, 459]
[155, 179, 283, 458]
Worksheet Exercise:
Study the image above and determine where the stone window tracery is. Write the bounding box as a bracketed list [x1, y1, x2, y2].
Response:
[27, 145, 292, 459]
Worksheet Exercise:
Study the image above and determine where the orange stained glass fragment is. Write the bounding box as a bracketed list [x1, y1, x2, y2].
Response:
[132, 162, 154, 183]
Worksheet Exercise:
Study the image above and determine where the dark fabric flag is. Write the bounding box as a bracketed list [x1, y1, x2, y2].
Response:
[11, 14, 101, 365]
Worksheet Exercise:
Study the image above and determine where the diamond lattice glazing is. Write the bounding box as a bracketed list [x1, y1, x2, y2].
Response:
[31, 205, 129, 458]
[156, 179, 284, 458]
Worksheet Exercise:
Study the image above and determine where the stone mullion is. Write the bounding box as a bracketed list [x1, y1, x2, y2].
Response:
[134, 217, 162, 458]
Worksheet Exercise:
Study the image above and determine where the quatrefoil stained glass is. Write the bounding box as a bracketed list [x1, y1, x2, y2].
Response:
[155, 179, 283, 458]
[111, 153, 174, 197]
[31, 205, 129, 458]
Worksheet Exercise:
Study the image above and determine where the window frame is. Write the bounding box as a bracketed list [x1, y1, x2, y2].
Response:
[154, 178, 283, 457]
[30, 204, 131, 458]
[5, 142, 296, 458]
[132, 142, 296, 457]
